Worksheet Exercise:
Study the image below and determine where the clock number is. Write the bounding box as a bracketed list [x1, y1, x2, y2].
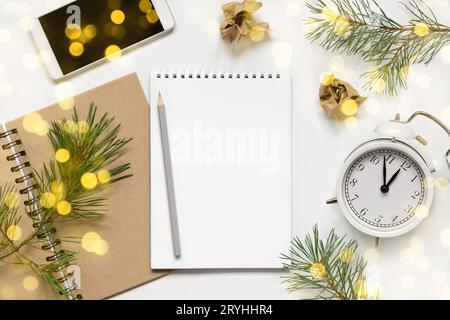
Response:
[350, 194, 359, 202]
[356, 163, 365, 172]
[369, 155, 380, 165]
[411, 175, 418, 183]
[392, 215, 399, 222]
[374, 214, 383, 223]
[385, 154, 396, 164]
[404, 204, 413, 214]
[360, 208, 368, 216]
[400, 161, 411, 171]
[411, 190, 420, 200]
[349, 178, 358, 187]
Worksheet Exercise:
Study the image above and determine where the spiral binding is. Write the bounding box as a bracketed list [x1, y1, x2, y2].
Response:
[155, 71, 281, 80]
[0, 127, 82, 300]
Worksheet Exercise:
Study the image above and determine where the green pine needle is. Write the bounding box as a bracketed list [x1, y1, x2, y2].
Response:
[281, 225, 375, 300]
[305, 0, 450, 96]
[34, 102, 133, 221]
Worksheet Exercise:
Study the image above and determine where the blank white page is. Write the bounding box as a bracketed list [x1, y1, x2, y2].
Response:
[150, 71, 291, 269]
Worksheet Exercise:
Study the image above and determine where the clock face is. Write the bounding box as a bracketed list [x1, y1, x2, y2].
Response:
[337, 140, 434, 237]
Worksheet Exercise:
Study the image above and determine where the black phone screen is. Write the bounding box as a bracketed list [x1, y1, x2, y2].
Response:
[39, 0, 165, 75]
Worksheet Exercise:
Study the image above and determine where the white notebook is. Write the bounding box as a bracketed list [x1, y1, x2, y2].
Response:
[150, 71, 291, 269]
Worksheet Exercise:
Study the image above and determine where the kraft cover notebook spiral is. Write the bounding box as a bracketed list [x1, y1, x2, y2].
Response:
[0, 73, 166, 299]
[150, 71, 292, 269]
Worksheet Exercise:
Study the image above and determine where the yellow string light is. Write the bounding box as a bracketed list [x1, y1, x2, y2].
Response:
[310, 262, 326, 279]
[40, 192, 56, 208]
[97, 170, 111, 184]
[146, 10, 159, 24]
[22, 112, 42, 133]
[56, 200, 72, 216]
[51, 180, 65, 201]
[5, 192, 19, 209]
[81, 172, 98, 189]
[22, 276, 39, 292]
[83, 24, 98, 39]
[249, 25, 267, 42]
[6, 224, 22, 241]
[77, 121, 89, 134]
[55, 148, 70, 163]
[354, 279, 368, 299]
[93, 239, 109, 256]
[63, 120, 77, 134]
[414, 23, 430, 37]
[111, 9, 125, 24]
[69, 42, 84, 57]
[139, 0, 152, 12]
[65, 24, 81, 40]
[104, 44, 122, 61]
[34, 120, 50, 136]
[81, 231, 101, 252]
[341, 99, 359, 116]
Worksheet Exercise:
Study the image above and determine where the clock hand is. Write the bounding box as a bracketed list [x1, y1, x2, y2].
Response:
[380, 156, 390, 193]
[386, 168, 401, 187]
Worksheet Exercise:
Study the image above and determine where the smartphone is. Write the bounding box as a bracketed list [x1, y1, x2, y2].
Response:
[31, 0, 175, 79]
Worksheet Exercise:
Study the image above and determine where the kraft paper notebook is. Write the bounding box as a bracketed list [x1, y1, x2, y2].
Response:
[0, 74, 165, 300]
[150, 71, 292, 269]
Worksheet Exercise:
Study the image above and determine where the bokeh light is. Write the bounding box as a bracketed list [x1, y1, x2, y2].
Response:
[77, 121, 89, 134]
[146, 10, 159, 24]
[82, 232, 101, 252]
[65, 24, 81, 40]
[55, 148, 70, 163]
[81, 172, 98, 189]
[344, 117, 358, 129]
[97, 170, 111, 184]
[111, 10, 125, 24]
[139, 0, 153, 13]
[40, 192, 56, 208]
[56, 200, 72, 216]
[6, 224, 22, 241]
[93, 239, 109, 256]
[5, 192, 19, 209]
[415, 256, 430, 272]
[69, 42, 84, 57]
[83, 25, 98, 40]
[104, 44, 122, 61]
[249, 25, 267, 42]
[341, 99, 358, 116]
[34, 120, 50, 136]
[22, 276, 39, 292]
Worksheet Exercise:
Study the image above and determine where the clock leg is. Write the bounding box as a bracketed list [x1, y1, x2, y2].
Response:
[326, 196, 337, 204]
[375, 237, 380, 247]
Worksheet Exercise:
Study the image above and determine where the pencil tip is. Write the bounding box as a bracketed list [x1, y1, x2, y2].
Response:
[157, 92, 164, 107]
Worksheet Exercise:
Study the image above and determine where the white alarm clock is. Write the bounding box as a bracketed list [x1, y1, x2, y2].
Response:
[329, 112, 450, 239]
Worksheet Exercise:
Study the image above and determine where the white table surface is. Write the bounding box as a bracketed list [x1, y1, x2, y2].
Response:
[1, 0, 449, 300]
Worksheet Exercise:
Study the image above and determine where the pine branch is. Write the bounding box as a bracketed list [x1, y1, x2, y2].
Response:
[305, 0, 450, 95]
[281, 225, 376, 300]
[34, 103, 133, 221]
[0, 103, 133, 299]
